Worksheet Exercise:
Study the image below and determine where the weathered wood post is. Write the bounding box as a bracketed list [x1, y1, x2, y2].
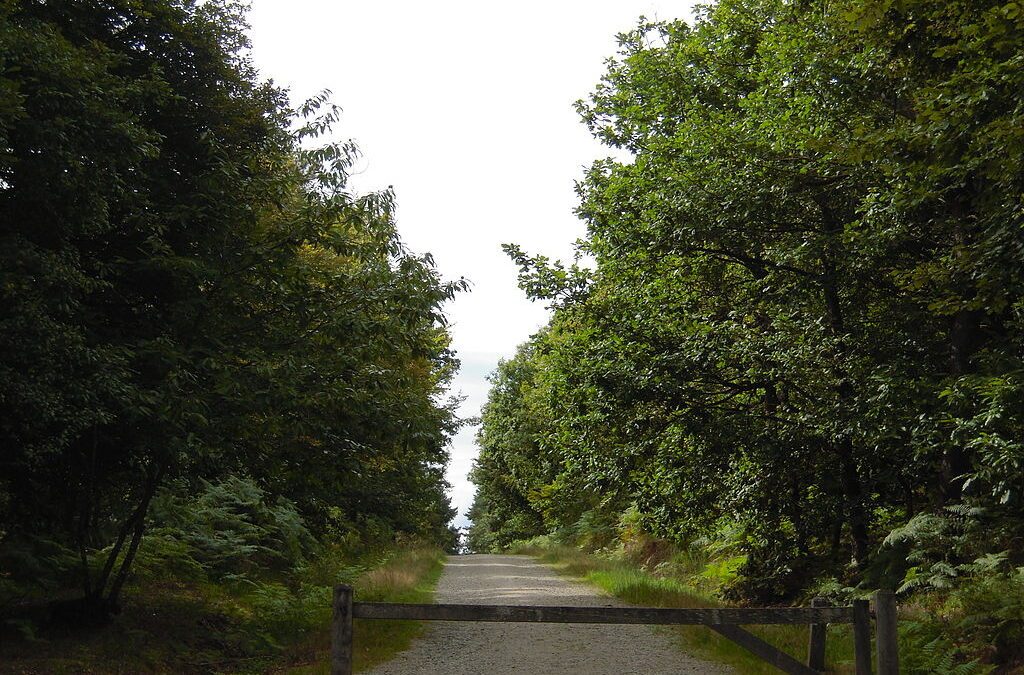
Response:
[873, 590, 899, 675]
[852, 598, 872, 675]
[807, 597, 827, 671]
[332, 584, 354, 675]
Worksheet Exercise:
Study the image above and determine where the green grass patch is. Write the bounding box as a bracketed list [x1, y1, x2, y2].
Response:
[514, 542, 861, 674]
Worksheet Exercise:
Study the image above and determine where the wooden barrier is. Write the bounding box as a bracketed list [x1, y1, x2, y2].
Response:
[853, 598, 874, 675]
[873, 590, 900, 675]
[331, 586, 353, 675]
[807, 597, 828, 670]
[330, 584, 899, 675]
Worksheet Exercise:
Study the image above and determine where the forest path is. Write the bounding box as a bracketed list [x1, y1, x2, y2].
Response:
[364, 553, 730, 674]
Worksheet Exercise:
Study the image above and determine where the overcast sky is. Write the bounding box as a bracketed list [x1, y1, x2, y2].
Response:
[247, 0, 695, 527]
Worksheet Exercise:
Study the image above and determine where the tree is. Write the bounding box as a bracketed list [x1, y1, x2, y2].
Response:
[470, 0, 1024, 600]
[1, 0, 463, 615]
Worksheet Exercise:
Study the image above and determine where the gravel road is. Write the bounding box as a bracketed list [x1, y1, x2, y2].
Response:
[365, 554, 731, 674]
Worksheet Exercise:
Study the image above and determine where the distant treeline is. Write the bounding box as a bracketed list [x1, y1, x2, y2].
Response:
[469, 0, 1024, 607]
[0, 0, 461, 613]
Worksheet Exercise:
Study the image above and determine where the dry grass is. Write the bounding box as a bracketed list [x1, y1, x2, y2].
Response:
[357, 553, 438, 602]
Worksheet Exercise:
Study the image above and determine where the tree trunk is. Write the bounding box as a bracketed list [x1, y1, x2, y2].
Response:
[91, 504, 138, 602]
[107, 506, 149, 606]
[91, 463, 164, 604]
[829, 516, 844, 559]
[835, 437, 870, 566]
[820, 202, 870, 567]
[942, 307, 984, 501]
[941, 187, 984, 502]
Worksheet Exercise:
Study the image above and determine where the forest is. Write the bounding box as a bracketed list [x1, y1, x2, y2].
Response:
[5, 0, 1024, 672]
[0, 1, 461, 670]
[469, 0, 1024, 671]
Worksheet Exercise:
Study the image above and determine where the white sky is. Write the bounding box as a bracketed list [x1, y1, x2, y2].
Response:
[247, 0, 695, 528]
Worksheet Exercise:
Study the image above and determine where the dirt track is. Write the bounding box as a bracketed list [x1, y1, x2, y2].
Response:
[365, 554, 730, 674]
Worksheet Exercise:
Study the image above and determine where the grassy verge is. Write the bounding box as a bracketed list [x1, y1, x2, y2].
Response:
[284, 547, 446, 673]
[0, 546, 447, 674]
[512, 542, 860, 674]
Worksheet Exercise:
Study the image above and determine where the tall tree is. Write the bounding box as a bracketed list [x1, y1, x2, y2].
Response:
[1, 0, 463, 613]
[471, 0, 1024, 600]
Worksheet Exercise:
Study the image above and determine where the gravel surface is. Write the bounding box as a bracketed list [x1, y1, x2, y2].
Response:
[364, 554, 731, 674]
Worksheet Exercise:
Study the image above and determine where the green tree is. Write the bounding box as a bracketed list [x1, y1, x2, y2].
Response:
[1, 0, 463, 615]
[471, 0, 1024, 602]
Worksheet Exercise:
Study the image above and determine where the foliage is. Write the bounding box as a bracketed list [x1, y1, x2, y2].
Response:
[951, 566, 1024, 666]
[0, 0, 461, 615]
[466, 343, 555, 552]
[0, 536, 81, 607]
[0, 540, 446, 673]
[470, 0, 1024, 669]
[140, 476, 317, 580]
[899, 620, 994, 675]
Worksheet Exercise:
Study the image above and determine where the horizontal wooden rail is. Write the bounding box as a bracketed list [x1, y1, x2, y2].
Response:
[352, 601, 855, 625]
[332, 585, 896, 675]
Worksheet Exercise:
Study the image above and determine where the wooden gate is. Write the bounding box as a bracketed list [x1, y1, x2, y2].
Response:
[330, 586, 898, 675]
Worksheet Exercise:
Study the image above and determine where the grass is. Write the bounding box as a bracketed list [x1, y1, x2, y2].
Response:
[512, 542, 861, 674]
[283, 547, 446, 673]
[0, 546, 447, 674]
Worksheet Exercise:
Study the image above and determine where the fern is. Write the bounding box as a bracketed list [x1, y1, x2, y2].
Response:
[918, 637, 989, 675]
[146, 476, 317, 579]
[900, 620, 995, 675]
[882, 507, 1012, 595]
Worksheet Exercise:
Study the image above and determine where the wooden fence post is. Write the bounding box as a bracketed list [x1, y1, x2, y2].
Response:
[873, 590, 899, 675]
[332, 584, 354, 675]
[807, 597, 827, 671]
[852, 598, 872, 675]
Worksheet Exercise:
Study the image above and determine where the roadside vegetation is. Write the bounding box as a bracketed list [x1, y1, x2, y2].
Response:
[512, 532, 1018, 674]
[1, 1, 460, 670]
[510, 538, 851, 674]
[470, 0, 1024, 672]
[0, 484, 446, 673]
